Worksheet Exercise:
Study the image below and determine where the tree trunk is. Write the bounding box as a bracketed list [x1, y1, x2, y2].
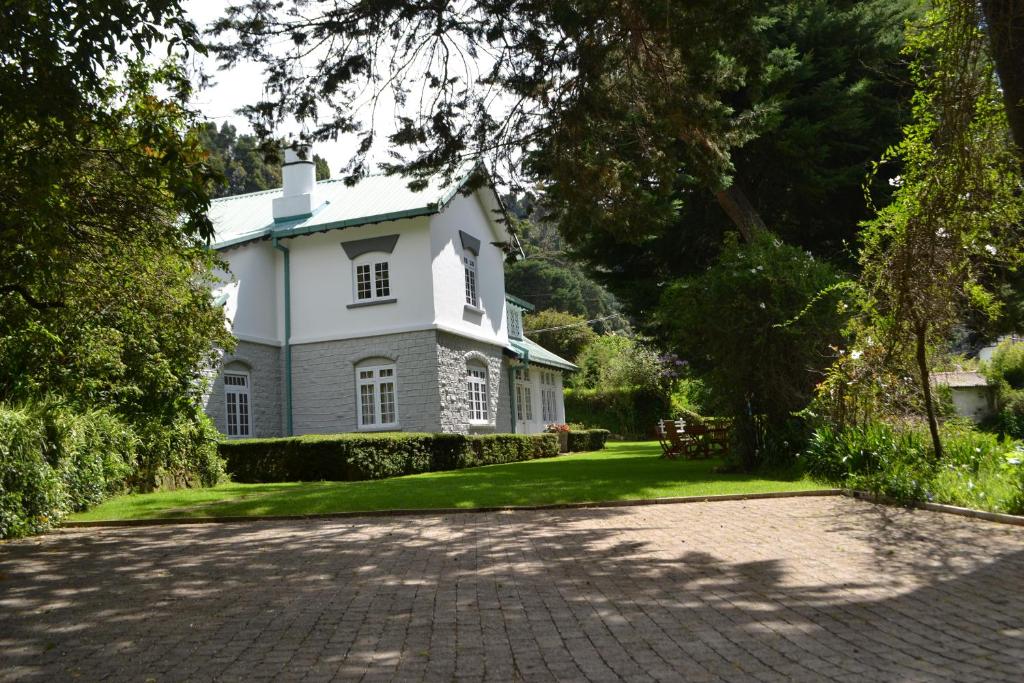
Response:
[914, 322, 943, 460]
[980, 0, 1024, 164]
[714, 184, 766, 243]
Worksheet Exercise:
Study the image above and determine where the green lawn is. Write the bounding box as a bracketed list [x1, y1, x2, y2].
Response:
[70, 441, 823, 522]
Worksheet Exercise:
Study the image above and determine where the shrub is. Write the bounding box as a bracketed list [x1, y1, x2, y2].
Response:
[0, 402, 139, 538]
[219, 432, 559, 483]
[566, 429, 610, 452]
[564, 387, 670, 439]
[802, 419, 1024, 512]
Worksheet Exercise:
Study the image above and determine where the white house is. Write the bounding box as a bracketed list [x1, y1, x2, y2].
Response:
[932, 371, 997, 422]
[203, 147, 576, 438]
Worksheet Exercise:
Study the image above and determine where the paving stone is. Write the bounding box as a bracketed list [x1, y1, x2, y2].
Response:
[1, 497, 1022, 681]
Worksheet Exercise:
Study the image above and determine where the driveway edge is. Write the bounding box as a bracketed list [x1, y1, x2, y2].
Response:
[845, 490, 1024, 527]
[62, 488, 842, 529]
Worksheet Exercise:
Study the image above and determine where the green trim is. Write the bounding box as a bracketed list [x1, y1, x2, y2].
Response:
[272, 237, 294, 436]
[505, 293, 536, 311]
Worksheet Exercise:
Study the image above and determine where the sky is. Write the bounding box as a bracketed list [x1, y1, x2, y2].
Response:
[182, 0, 362, 175]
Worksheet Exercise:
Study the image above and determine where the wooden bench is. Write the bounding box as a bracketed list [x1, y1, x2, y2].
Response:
[657, 418, 731, 460]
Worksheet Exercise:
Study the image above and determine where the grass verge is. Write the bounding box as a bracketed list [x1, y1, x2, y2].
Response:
[70, 441, 821, 522]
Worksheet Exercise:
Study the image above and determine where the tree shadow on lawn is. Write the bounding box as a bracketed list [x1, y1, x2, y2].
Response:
[1, 498, 1021, 680]
[174, 452, 817, 518]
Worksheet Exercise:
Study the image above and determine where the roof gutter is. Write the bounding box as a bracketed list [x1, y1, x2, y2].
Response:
[272, 236, 294, 436]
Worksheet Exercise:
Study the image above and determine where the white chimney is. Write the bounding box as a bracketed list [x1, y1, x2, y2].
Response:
[272, 145, 317, 222]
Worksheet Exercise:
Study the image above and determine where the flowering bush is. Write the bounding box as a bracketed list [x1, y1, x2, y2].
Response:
[545, 423, 570, 433]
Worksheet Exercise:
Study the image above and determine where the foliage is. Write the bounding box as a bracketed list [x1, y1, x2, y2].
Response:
[566, 429, 610, 453]
[0, 402, 139, 538]
[198, 121, 331, 198]
[564, 388, 671, 440]
[659, 231, 846, 469]
[572, 335, 663, 392]
[855, 0, 1024, 458]
[1, 1, 236, 534]
[802, 420, 1024, 513]
[219, 432, 558, 484]
[523, 310, 598, 362]
[983, 340, 1024, 439]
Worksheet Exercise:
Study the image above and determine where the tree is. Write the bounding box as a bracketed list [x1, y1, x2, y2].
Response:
[523, 310, 598, 363]
[857, 0, 1024, 459]
[213, 0, 800, 241]
[1, 2, 233, 486]
[198, 122, 331, 198]
[979, 1, 1024, 162]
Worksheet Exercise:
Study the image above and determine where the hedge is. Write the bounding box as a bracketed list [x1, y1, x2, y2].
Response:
[567, 429, 610, 452]
[564, 387, 671, 439]
[220, 432, 560, 483]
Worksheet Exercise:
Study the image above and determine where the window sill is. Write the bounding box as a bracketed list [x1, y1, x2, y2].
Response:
[357, 424, 401, 432]
[348, 298, 398, 309]
[463, 303, 484, 315]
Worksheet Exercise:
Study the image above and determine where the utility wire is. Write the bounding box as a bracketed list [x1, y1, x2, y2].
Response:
[528, 313, 623, 334]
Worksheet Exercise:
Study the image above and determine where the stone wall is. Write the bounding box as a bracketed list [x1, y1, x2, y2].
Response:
[203, 340, 283, 438]
[435, 332, 508, 434]
[289, 330, 441, 434]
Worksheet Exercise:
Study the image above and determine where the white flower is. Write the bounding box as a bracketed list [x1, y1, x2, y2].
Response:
[850, 350, 863, 360]
[759, 302, 766, 309]
[936, 228, 949, 238]
[888, 175, 903, 187]
[985, 244, 997, 256]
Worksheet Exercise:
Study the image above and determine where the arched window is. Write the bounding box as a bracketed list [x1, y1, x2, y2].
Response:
[466, 362, 489, 424]
[356, 361, 398, 429]
[224, 370, 252, 438]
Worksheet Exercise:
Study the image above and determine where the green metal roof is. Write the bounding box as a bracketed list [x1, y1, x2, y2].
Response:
[505, 293, 536, 312]
[509, 336, 578, 372]
[208, 163, 479, 250]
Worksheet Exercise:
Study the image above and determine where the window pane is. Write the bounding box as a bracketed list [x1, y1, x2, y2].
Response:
[356, 264, 372, 300]
[238, 393, 250, 436]
[226, 393, 238, 436]
[375, 262, 390, 298]
[523, 386, 533, 420]
[379, 381, 396, 424]
[464, 256, 477, 305]
[360, 383, 376, 425]
[359, 369, 374, 380]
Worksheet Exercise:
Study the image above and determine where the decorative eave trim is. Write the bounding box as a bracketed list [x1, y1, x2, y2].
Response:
[459, 230, 481, 255]
[341, 234, 400, 259]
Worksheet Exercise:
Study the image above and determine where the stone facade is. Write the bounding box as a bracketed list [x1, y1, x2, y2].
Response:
[203, 340, 282, 438]
[435, 331, 509, 434]
[206, 330, 532, 436]
[289, 330, 442, 435]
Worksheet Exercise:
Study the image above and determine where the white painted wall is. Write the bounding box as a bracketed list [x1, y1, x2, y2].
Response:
[220, 188, 510, 349]
[951, 387, 996, 422]
[217, 242, 280, 345]
[430, 193, 509, 346]
[284, 217, 435, 344]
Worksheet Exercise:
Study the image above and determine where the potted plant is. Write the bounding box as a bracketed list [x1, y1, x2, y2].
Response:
[545, 423, 571, 452]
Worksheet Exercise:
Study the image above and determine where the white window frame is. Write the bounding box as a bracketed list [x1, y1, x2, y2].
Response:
[353, 254, 392, 303]
[466, 363, 490, 424]
[464, 252, 478, 307]
[224, 371, 252, 438]
[356, 364, 399, 430]
[541, 370, 559, 423]
[515, 368, 534, 422]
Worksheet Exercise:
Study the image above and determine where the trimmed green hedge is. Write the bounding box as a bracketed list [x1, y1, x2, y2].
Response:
[220, 432, 560, 483]
[567, 429, 610, 452]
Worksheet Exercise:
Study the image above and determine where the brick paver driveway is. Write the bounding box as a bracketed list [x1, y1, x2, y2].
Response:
[2, 496, 1023, 682]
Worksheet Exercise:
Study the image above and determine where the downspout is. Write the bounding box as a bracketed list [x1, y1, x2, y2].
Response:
[273, 236, 293, 436]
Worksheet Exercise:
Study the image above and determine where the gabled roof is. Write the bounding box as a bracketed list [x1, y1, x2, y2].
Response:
[932, 371, 991, 388]
[509, 336, 578, 372]
[208, 163, 519, 251]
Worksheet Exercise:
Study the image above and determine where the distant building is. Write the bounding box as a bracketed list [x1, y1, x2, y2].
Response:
[931, 371, 997, 422]
[977, 333, 1023, 363]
